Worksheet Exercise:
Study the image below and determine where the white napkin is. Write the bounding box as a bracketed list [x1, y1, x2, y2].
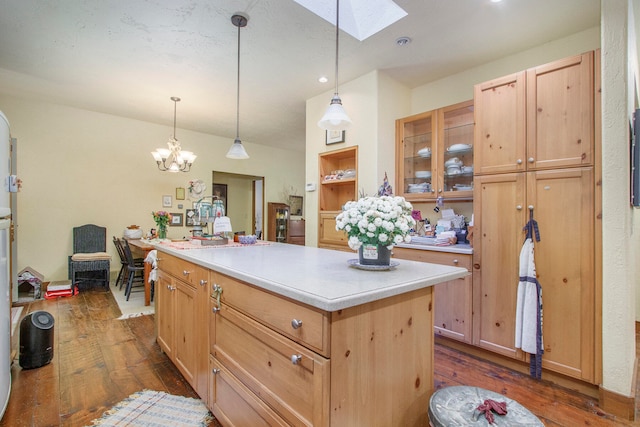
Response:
[144, 250, 158, 283]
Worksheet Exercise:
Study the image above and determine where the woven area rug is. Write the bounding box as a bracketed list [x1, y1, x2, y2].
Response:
[111, 285, 154, 319]
[89, 389, 213, 426]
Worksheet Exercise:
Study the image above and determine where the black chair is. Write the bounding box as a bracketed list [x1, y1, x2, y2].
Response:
[122, 239, 145, 301]
[113, 237, 143, 290]
[68, 224, 111, 290]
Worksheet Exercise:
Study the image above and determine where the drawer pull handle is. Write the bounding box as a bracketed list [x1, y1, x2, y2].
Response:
[212, 307, 220, 314]
[200, 279, 208, 286]
[291, 319, 303, 329]
[167, 285, 176, 291]
[291, 354, 302, 365]
[452, 259, 459, 264]
[212, 368, 220, 375]
[211, 284, 223, 309]
[182, 270, 192, 276]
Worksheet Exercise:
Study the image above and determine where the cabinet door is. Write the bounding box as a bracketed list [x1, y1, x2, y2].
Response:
[527, 168, 595, 382]
[174, 280, 197, 387]
[473, 173, 526, 359]
[396, 110, 437, 200]
[393, 247, 472, 344]
[474, 72, 526, 175]
[439, 100, 475, 198]
[156, 271, 175, 359]
[318, 211, 350, 251]
[526, 52, 594, 170]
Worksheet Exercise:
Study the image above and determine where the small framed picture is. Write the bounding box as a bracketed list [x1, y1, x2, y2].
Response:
[212, 183, 228, 215]
[170, 213, 183, 226]
[176, 187, 185, 200]
[326, 130, 345, 145]
[185, 209, 196, 226]
[162, 195, 172, 207]
[289, 195, 303, 216]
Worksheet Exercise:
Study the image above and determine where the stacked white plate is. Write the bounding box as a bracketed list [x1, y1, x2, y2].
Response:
[417, 148, 431, 158]
[415, 170, 431, 179]
[447, 143, 472, 154]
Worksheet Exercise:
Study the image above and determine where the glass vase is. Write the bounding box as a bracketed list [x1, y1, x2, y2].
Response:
[158, 225, 167, 239]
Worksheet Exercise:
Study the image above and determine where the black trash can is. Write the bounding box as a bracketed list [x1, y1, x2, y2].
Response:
[19, 310, 54, 369]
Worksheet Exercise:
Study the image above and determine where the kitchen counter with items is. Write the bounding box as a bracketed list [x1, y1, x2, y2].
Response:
[396, 241, 473, 255]
[153, 241, 467, 426]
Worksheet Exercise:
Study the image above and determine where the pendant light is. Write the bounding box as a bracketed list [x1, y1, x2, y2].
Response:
[226, 13, 250, 159]
[151, 97, 197, 172]
[318, 0, 352, 131]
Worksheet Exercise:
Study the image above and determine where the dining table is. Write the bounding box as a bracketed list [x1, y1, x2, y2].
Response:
[126, 238, 155, 306]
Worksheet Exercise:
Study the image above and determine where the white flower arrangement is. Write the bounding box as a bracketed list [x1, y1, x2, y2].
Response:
[335, 195, 416, 251]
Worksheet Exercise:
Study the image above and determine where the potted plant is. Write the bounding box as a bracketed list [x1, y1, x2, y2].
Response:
[335, 195, 416, 266]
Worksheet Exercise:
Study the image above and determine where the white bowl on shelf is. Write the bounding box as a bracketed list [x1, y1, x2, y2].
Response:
[415, 170, 431, 179]
[417, 148, 431, 158]
[447, 143, 472, 153]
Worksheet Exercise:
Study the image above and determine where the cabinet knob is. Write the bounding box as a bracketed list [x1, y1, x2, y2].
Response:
[182, 270, 192, 276]
[212, 368, 221, 375]
[452, 259, 459, 264]
[291, 354, 302, 365]
[199, 279, 208, 286]
[516, 205, 523, 210]
[168, 285, 176, 291]
[528, 205, 534, 210]
[291, 319, 303, 329]
[517, 159, 523, 165]
[438, 189, 442, 193]
[212, 307, 220, 314]
[528, 157, 534, 163]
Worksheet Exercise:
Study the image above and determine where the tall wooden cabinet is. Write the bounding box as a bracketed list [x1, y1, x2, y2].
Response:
[472, 51, 598, 383]
[267, 202, 289, 243]
[318, 146, 358, 251]
[156, 253, 210, 400]
[396, 100, 474, 201]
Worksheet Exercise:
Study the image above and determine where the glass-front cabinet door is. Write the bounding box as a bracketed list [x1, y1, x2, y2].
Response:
[396, 110, 436, 200]
[396, 100, 474, 201]
[439, 100, 474, 198]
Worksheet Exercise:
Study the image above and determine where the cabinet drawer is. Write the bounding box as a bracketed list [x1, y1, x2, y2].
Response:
[158, 253, 209, 288]
[209, 356, 289, 427]
[393, 247, 472, 271]
[212, 272, 330, 356]
[213, 305, 329, 427]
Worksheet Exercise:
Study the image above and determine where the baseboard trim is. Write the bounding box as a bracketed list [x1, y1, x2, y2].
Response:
[599, 384, 636, 421]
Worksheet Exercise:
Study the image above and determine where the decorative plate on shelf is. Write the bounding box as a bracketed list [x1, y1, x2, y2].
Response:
[347, 259, 400, 271]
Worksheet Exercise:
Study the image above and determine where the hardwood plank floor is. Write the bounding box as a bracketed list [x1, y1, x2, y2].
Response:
[1, 287, 638, 426]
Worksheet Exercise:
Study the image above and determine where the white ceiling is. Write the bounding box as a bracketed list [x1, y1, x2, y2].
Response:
[0, 0, 600, 153]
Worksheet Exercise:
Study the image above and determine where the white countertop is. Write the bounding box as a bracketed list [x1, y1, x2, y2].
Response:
[154, 242, 468, 311]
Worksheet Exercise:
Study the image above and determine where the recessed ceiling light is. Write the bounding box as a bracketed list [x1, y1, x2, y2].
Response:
[318, 76, 329, 83]
[396, 36, 411, 46]
[490, 0, 503, 3]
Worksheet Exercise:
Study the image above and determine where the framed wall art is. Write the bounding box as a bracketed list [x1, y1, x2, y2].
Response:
[326, 130, 345, 145]
[176, 187, 185, 200]
[170, 213, 183, 226]
[162, 195, 172, 207]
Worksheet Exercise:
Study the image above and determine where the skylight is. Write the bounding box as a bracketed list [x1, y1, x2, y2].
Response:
[293, 0, 408, 41]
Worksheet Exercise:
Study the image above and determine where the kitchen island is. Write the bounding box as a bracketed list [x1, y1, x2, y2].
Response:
[154, 242, 468, 426]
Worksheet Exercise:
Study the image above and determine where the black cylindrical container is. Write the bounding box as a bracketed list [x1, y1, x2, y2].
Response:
[19, 310, 54, 369]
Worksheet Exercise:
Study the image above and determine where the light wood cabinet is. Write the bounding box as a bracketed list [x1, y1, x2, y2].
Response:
[318, 146, 358, 250]
[472, 51, 598, 383]
[267, 202, 289, 243]
[156, 254, 210, 400]
[393, 247, 473, 344]
[208, 271, 435, 426]
[396, 100, 474, 201]
[474, 52, 594, 175]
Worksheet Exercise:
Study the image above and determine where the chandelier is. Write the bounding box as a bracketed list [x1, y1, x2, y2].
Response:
[151, 97, 197, 172]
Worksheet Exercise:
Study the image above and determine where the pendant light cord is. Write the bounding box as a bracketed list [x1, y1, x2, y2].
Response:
[173, 98, 177, 140]
[334, 0, 340, 97]
[236, 21, 241, 140]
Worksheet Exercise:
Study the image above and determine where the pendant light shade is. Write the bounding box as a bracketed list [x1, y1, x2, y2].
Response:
[227, 13, 250, 160]
[318, 0, 351, 131]
[151, 97, 197, 172]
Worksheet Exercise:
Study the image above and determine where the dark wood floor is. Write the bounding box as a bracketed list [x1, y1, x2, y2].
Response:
[1, 287, 638, 426]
